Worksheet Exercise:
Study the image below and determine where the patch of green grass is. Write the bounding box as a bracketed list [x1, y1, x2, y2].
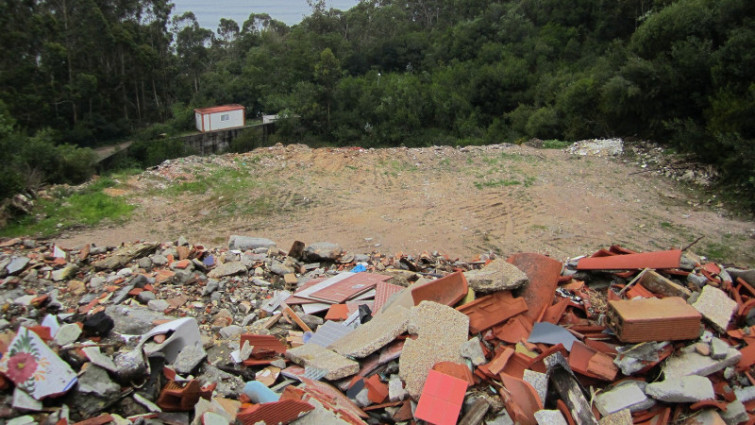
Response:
[660, 221, 673, 229]
[474, 179, 522, 189]
[541, 139, 571, 149]
[701, 241, 735, 263]
[1, 183, 135, 238]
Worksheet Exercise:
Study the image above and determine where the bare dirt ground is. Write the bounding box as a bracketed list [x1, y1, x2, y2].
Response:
[55, 142, 755, 266]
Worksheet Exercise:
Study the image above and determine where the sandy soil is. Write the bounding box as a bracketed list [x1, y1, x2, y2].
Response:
[54, 143, 755, 265]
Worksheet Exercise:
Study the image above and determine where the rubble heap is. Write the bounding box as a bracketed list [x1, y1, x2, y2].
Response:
[0, 234, 754, 425]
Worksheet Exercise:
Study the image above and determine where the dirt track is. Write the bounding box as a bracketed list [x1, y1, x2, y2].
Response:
[54, 143, 755, 265]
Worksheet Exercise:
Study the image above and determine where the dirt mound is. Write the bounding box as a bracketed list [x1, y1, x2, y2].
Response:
[55, 142, 755, 265]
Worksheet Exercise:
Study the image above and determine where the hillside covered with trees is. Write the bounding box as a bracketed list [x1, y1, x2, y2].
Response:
[0, 0, 753, 209]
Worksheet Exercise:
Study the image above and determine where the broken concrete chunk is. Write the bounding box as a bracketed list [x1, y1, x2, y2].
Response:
[534, 410, 568, 425]
[599, 409, 633, 425]
[227, 235, 276, 251]
[304, 242, 342, 261]
[663, 347, 741, 379]
[93, 242, 159, 270]
[400, 301, 469, 398]
[463, 259, 528, 293]
[140, 317, 203, 364]
[54, 323, 82, 346]
[631, 268, 692, 299]
[645, 375, 714, 403]
[285, 343, 359, 381]
[208, 261, 247, 278]
[461, 336, 487, 366]
[78, 364, 120, 398]
[614, 342, 670, 376]
[173, 344, 208, 375]
[595, 382, 652, 416]
[330, 305, 409, 358]
[721, 400, 748, 425]
[692, 285, 738, 333]
[6, 256, 30, 275]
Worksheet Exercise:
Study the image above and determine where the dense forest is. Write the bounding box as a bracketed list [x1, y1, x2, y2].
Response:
[0, 0, 753, 209]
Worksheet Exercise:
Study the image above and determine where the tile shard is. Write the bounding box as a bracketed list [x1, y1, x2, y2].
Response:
[414, 370, 468, 425]
[576, 249, 682, 270]
[507, 253, 563, 324]
[457, 291, 527, 334]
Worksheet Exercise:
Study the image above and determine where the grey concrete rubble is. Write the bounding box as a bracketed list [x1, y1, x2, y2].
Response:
[0, 233, 752, 425]
[644, 375, 715, 403]
[463, 258, 528, 292]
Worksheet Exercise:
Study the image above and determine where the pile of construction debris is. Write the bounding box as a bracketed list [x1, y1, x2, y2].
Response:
[0, 234, 754, 425]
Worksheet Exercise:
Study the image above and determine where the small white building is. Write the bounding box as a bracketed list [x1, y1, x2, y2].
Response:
[194, 104, 246, 132]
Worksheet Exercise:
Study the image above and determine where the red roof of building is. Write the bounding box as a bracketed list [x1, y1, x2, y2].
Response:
[194, 104, 245, 114]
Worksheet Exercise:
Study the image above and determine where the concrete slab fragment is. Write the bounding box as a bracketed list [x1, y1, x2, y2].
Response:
[645, 375, 714, 403]
[464, 259, 528, 293]
[330, 305, 409, 358]
[692, 285, 738, 333]
[663, 347, 741, 379]
[285, 343, 359, 381]
[399, 301, 469, 398]
[595, 382, 650, 416]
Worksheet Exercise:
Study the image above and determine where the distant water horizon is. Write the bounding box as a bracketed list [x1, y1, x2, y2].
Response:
[171, 0, 359, 30]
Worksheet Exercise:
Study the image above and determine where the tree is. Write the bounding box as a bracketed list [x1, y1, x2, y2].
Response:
[314, 48, 342, 134]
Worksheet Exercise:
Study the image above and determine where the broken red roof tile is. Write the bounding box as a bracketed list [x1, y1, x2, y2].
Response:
[584, 338, 618, 355]
[737, 343, 755, 372]
[157, 380, 208, 411]
[541, 297, 570, 325]
[362, 400, 403, 411]
[432, 361, 475, 386]
[577, 249, 682, 270]
[27, 325, 52, 342]
[527, 344, 569, 374]
[308, 272, 390, 303]
[393, 400, 414, 422]
[501, 352, 532, 379]
[457, 291, 527, 334]
[378, 339, 404, 364]
[568, 341, 618, 381]
[236, 399, 314, 425]
[492, 316, 533, 344]
[689, 400, 729, 411]
[607, 297, 702, 343]
[364, 375, 389, 404]
[324, 304, 350, 321]
[300, 377, 368, 420]
[507, 253, 563, 325]
[411, 271, 468, 307]
[499, 372, 543, 425]
[414, 370, 468, 425]
[372, 281, 404, 314]
[626, 283, 656, 299]
[485, 346, 515, 376]
[240, 334, 287, 357]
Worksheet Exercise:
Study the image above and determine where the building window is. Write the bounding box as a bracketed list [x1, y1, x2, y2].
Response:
[221, 113, 230, 121]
